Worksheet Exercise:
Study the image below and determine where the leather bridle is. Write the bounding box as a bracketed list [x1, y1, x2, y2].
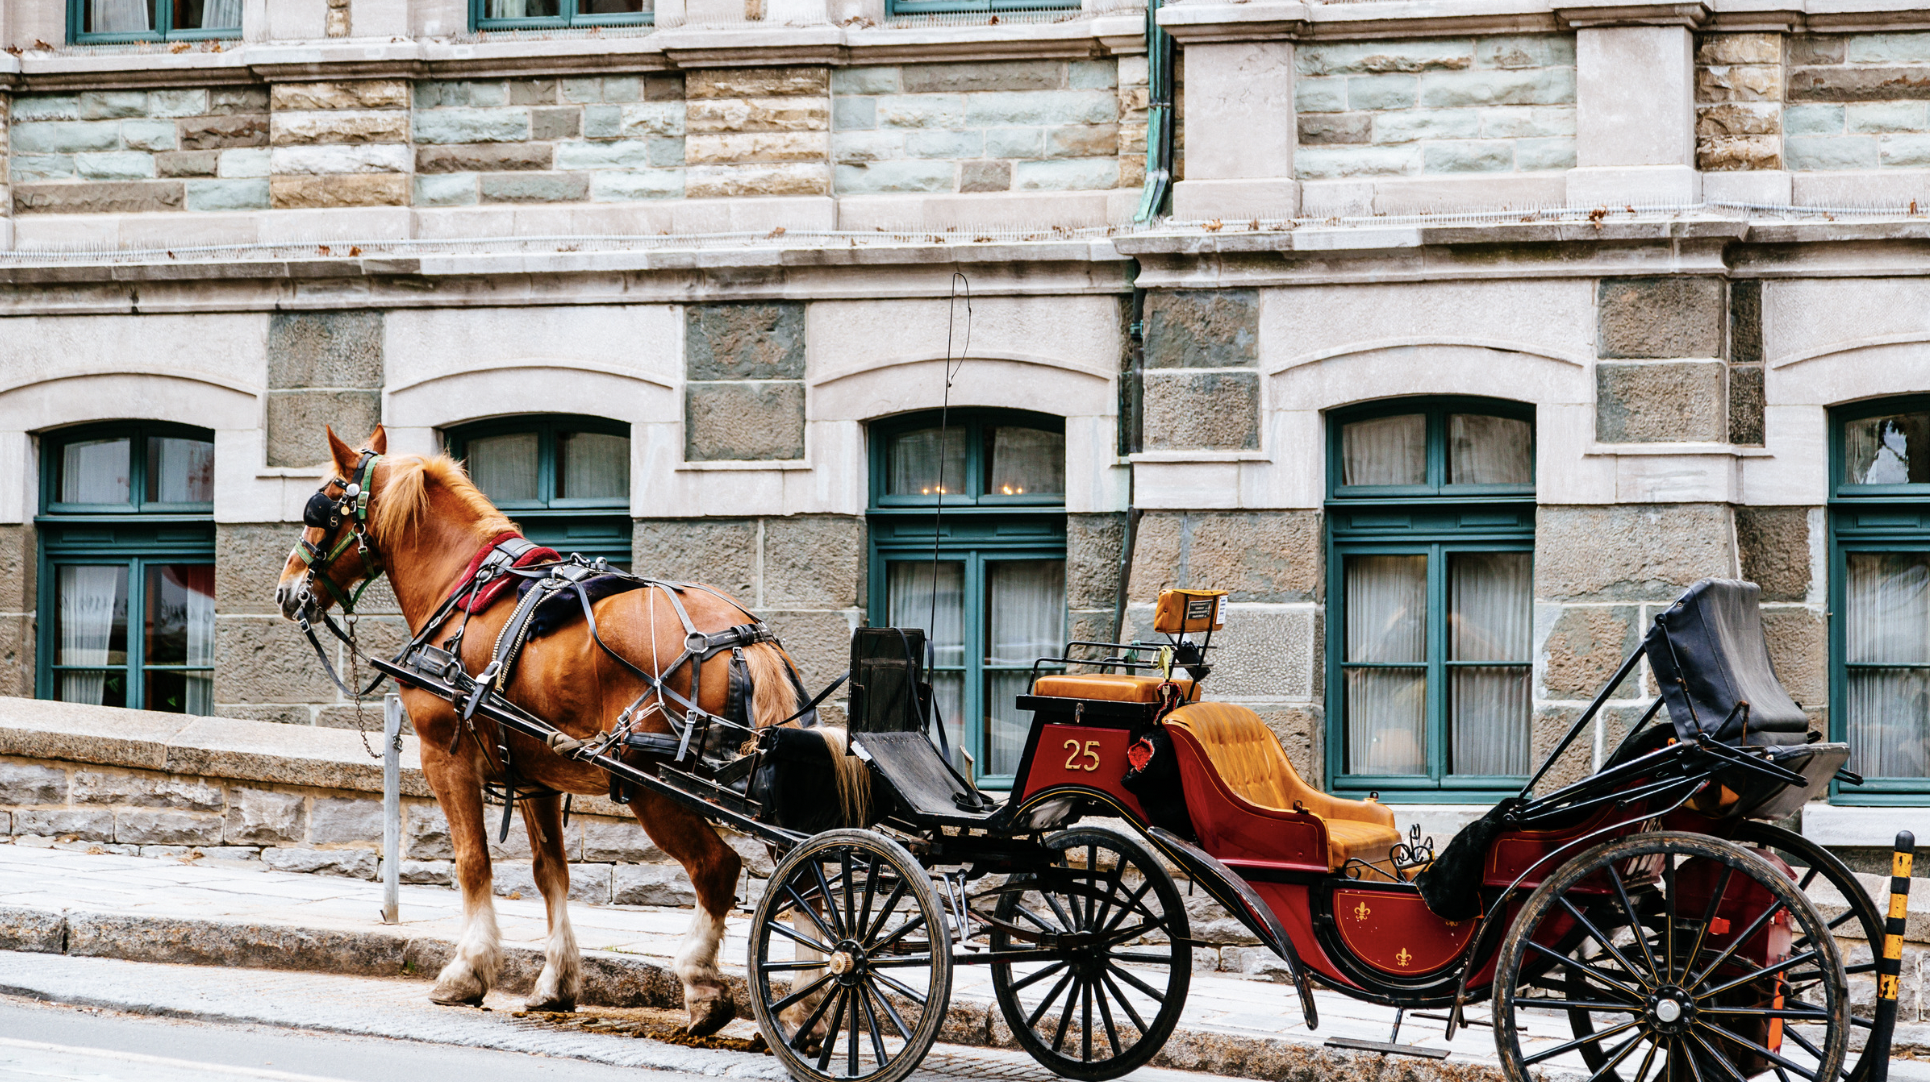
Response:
[291, 449, 384, 618]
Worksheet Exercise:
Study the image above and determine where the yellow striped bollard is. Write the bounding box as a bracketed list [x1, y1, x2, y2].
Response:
[1869, 830, 1913, 1082]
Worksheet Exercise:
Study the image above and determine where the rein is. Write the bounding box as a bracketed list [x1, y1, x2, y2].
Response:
[290, 450, 388, 757]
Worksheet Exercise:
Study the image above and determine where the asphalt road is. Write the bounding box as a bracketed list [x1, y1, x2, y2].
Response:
[0, 996, 672, 1082]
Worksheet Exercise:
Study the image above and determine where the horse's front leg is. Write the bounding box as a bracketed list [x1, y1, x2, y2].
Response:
[421, 740, 504, 1006]
[630, 791, 742, 1036]
[523, 793, 581, 1012]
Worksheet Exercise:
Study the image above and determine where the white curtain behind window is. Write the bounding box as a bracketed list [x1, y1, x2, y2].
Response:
[1345, 554, 1427, 775]
[984, 560, 1065, 775]
[62, 439, 130, 504]
[888, 428, 967, 497]
[467, 432, 540, 503]
[90, 0, 151, 31]
[888, 561, 966, 764]
[58, 566, 124, 706]
[200, 0, 242, 26]
[1449, 415, 1533, 486]
[148, 437, 214, 504]
[1846, 552, 1930, 779]
[988, 428, 1065, 497]
[184, 566, 216, 716]
[1341, 415, 1426, 486]
[1449, 552, 1532, 776]
[558, 431, 629, 500]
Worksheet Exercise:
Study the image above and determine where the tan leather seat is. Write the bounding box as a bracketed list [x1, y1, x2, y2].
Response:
[1032, 673, 1198, 704]
[1164, 702, 1400, 871]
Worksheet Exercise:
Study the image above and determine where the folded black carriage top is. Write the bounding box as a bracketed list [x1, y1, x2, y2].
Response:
[1644, 577, 1810, 747]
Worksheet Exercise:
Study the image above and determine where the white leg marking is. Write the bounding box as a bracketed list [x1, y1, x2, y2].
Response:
[433, 880, 503, 1004]
[530, 878, 582, 1009]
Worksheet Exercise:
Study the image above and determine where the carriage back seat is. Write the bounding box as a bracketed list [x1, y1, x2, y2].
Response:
[1031, 673, 1198, 703]
[1163, 703, 1401, 873]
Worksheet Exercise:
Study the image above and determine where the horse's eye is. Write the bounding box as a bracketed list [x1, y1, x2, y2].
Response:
[302, 490, 342, 529]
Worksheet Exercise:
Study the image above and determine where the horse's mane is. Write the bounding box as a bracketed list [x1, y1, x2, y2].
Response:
[371, 455, 516, 543]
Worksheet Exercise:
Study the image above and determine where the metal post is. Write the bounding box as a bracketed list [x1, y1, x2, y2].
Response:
[1869, 830, 1913, 1082]
[381, 692, 403, 925]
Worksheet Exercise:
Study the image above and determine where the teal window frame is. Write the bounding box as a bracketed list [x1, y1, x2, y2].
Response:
[471, 0, 653, 31]
[886, 0, 1075, 17]
[444, 415, 634, 566]
[35, 421, 216, 712]
[68, 0, 241, 43]
[1828, 393, 1930, 804]
[866, 409, 1067, 789]
[1323, 397, 1536, 803]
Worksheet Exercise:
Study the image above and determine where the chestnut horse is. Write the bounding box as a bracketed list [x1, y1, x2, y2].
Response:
[274, 425, 863, 1033]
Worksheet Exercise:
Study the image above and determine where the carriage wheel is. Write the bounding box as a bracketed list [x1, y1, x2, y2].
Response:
[748, 829, 952, 1082]
[1496, 831, 1848, 1082]
[989, 827, 1191, 1081]
[1730, 822, 1886, 1082]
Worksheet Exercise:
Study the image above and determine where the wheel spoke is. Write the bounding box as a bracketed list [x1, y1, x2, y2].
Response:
[770, 972, 837, 1014]
[1696, 1007, 1832, 1021]
[857, 854, 881, 942]
[1043, 885, 1078, 934]
[870, 911, 929, 953]
[1111, 950, 1182, 964]
[768, 918, 834, 955]
[846, 982, 861, 1077]
[810, 860, 849, 940]
[792, 983, 842, 1055]
[1695, 949, 1822, 1002]
[786, 884, 840, 945]
[864, 880, 909, 943]
[865, 977, 915, 1040]
[1692, 1020, 1824, 1081]
[1585, 1028, 1650, 1082]
[1026, 970, 1077, 1029]
[1093, 968, 1124, 1060]
[1663, 852, 1678, 983]
[1609, 864, 1662, 982]
[762, 959, 832, 972]
[867, 954, 937, 969]
[858, 983, 889, 1067]
[1684, 1028, 1752, 1082]
[1528, 940, 1647, 1001]
[1102, 877, 1157, 935]
[1522, 1017, 1645, 1066]
[1682, 864, 1735, 991]
[1102, 967, 1150, 1032]
[1686, 898, 1788, 990]
[1560, 896, 1653, 991]
[1107, 961, 1168, 1003]
[1542, 999, 1644, 1013]
[1007, 960, 1070, 993]
[1628, 1035, 1662, 1082]
[1081, 973, 1094, 1062]
[1050, 975, 1082, 1053]
[869, 969, 931, 1007]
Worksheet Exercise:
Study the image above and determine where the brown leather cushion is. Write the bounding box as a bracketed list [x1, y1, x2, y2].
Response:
[1164, 702, 1400, 871]
[1031, 674, 1199, 703]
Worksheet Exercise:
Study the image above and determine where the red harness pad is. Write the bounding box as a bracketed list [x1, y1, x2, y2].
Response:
[452, 532, 560, 614]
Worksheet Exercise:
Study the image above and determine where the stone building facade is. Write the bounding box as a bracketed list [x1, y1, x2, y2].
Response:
[2, 0, 1930, 860]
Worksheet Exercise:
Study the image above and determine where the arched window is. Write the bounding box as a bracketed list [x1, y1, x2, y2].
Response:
[444, 415, 632, 567]
[37, 422, 215, 714]
[1325, 398, 1535, 800]
[867, 410, 1067, 786]
[1830, 396, 1930, 799]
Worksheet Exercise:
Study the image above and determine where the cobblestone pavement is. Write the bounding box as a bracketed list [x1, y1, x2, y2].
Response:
[4, 843, 1928, 1080]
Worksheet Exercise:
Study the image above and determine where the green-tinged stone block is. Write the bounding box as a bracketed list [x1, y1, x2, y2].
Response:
[185, 178, 270, 212]
[413, 173, 478, 206]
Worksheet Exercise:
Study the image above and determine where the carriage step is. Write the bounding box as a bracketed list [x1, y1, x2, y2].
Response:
[1323, 1037, 1450, 1060]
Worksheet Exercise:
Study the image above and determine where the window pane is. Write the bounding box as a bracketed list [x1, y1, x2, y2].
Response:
[1845, 552, 1930, 779]
[174, 0, 240, 29]
[467, 432, 541, 503]
[556, 431, 629, 501]
[581, 0, 648, 10]
[887, 560, 966, 762]
[86, 0, 153, 32]
[147, 436, 214, 504]
[983, 560, 1064, 775]
[483, 0, 562, 15]
[1344, 554, 1426, 776]
[1449, 414, 1533, 486]
[61, 438, 131, 505]
[56, 565, 129, 707]
[1341, 414, 1426, 486]
[987, 427, 1065, 496]
[146, 564, 215, 668]
[1845, 412, 1930, 486]
[1449, 552, 1531, 776]
[886, 427, 967, 497]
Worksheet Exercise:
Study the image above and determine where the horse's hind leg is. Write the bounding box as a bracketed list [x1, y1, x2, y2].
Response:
[523, 794, 582, 1012]
[629, 791, 742, 1037]
[422, 744, 504, 1006]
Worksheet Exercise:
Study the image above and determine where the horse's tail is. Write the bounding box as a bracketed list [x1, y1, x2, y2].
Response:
[745, 642, 870, 828]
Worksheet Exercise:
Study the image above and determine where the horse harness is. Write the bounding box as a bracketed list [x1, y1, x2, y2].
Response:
[290, 456, 821, 840]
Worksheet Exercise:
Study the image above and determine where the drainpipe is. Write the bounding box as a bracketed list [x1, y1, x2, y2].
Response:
[1133, 0, 1175, 224]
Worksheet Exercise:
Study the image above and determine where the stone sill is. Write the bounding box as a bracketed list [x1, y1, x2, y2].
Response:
[1155, 0, 1930, 40]
[1803, 803, 1930, 846]
[0, 17, 1144, 89]
[0, 696, 428, 800]
[1584, 442, 1778, 457]
[675, 459, 814, 471]
[1128, 450, 1271, 463]
[1116, 217, 1751, 256]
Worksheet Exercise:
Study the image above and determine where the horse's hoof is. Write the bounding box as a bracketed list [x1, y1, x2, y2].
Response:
[684, 995, 737, 1038]
[525, 995, 576, 1013]
[430, 990, 485, 1007]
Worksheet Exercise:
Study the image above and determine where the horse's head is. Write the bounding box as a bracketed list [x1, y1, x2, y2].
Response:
[275, 424, 390, 622]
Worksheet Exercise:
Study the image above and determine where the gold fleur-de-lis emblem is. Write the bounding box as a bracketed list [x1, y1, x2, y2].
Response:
[1396, 948, 1413, 967]
[1352, 901, 1371, 921]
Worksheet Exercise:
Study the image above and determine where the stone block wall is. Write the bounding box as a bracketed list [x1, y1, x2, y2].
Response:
[0, 755, 767, 905]
[684, 302, 807, 461]
[10, 88, 270, 215]
[0, 527, 32, 701]
[271, 81, 411, 210]
[1788, 33, 1930, 170]
[1595, 277, 1729, 444]
[1293, 36, 1578, 179]
[1696, 33, 1784, 171]
[1140, 289, 1260, 451]
[829, 59, 1136, 195]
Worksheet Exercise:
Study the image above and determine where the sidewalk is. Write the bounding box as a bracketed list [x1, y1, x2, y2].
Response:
[0, 843, 1923, 1081]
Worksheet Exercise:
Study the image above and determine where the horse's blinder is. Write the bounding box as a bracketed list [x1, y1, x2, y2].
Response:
[292, 450, 384, 613]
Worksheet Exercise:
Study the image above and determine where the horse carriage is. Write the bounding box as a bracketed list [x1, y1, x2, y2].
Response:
[279, 429, 1901, 1082]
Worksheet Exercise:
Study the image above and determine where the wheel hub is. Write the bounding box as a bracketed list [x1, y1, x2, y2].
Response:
[828, 942, 866, 986]
[1647, 986, 1694, 1035]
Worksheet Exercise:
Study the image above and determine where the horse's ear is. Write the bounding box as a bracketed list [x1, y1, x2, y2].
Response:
[325, 426, 358, 475]
[368, 425, 388, 455]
